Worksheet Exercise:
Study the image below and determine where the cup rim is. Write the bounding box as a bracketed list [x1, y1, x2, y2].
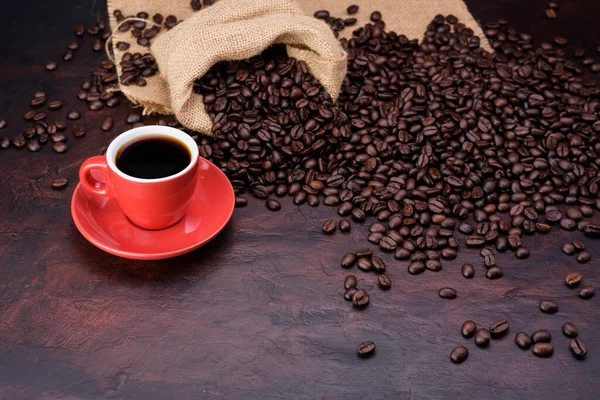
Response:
[106, 125, 199, 183]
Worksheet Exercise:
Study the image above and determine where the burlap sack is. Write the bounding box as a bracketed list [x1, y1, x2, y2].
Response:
[107, 0, 490, 135]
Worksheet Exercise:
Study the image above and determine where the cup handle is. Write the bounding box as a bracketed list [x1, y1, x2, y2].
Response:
[79, 156, 114, 197]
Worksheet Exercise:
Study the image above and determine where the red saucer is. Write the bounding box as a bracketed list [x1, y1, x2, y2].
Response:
[71, 157, 235, 260]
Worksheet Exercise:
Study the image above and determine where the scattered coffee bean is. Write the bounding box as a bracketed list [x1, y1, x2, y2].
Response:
[570, 338, 587, 358]
[561, 243, 575, 255]
[378, 274, 392, 290]
[438, 287, 457, 299]
[461, 264, 474, 279]
[545, 8, 557, 19]
[532, 342, 554, 357]
[474, 328, 491, 347]
[461, 321, 476, 338]
[579, 285, 595, 299]
[539, 300, 558, 314]
[45, 61, 57, 71]
[357, 341, 375, 357]
[338, 219, 351, 232]
[67, 110, 80, 120]
[347, 5, 359, 15]
[408, 261, 425, 275]
[450, 346, 468, 364]
[576, 251, 591, 264]
[265, 199, 281, 211]
[51, 178, 68, 190]
[344, 288, 357, 301]
[515, 332, 532, 350]
[531, 329, 551, 343]
[48, 101, 63, 110]
[371, 256, 386, 273]
[52, 142, 68, 153]
[101, 117, 114, 131]
[341, 252, 356, 269]
[344, 275, 357, 290]
[565, 272, 583, 288]
[235, 196, 247, 207]
[352, 289, 370, 308]
[490, 320, 510, 338]
[486, 266, 503, 280]
[357, 257, 372, 272]
[562, 322, 578, 338]
[26, 139, 40, 152]
[126, 113, 141, 124]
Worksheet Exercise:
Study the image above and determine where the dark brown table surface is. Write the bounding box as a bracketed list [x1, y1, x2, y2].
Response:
[1, 0, 599, 398]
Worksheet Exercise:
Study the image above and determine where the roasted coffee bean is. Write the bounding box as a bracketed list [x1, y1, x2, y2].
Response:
[352, 289, 370, 308]
[576, 251, 591, 264]
[531, 329, 551, 343]
[579, 285, 595, 299]
[425, 260, 442, 272]
[67, 110, 80, 120]
[560, 218, 576, 231]
[338, 219, 351, 232]
[45, 61, 57, 71]
[368, 232, 383, 244]
[235, 196, 247, 207]
[347, 4, 359, 14]
[101, 117, 114, 132]
[75, 25, 85, 36]
[26, 139, 41, 152]
[408, 261, 425, 275]
[515, 247, 530, 259]
[265, 199, 281, 211]
[532, 343, 554, 357]
[370, 11, 382, 21]
[322, 218, 337, 234]
[515, 332, 532, 350]
[89, 100, 104, 111]
[313, 10, 330, 19]
[561, 243, 576, 255]
[486, 266, 503, 280]
[572, 240, 585, 251]
[72, 123, 85, 138]
[48, 101, 63, 110]
[565, 272, 583, 288]
[395, 248, 411, 260]
[570, 338, 587, 358]
[441, 248, 456, 259]
[562, 322, 578, 338]
[545, 8, 557, 19]
[474, 328, 491, 347]
[357, 341, 375, 357]
[344, 288, 358, 301]
[438, 287, 457, 299]
[126, 113, 141, 124]
[450, 346, 468, 364]
[0, 136, 10, 148]
[461, 263, 475, 279]
[461, 321, 476, 338]
[378, 274, 392, 290]
[51, 178, 68, 190]
[355, 249, 373, 258]
[490, 320, 510, 337]
[539, 300, 558, 314]
[341, 252, 356, 269]
[344, 275, 357, 290]
[0, 119, 6, 129]
[371, 256, 386, 273]
[52, 142, 68, 153]
[466, 235, 485, 247]
[357, 257, 372, 272]
[583, 224, 600, 237]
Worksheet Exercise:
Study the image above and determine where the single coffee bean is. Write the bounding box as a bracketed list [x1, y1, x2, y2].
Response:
[52, 142, 68, 153]
[265, 199, 281, 211]
[461, 321, 476, 338]
[532, 342, 554, 357]
[322, 218, 337, 234]
[344, 288, 358, 301]
[425, 259, 442, 272]
[355, 249, 373, 258]
[26, 139, 41, 152]
[570, 338, 587, 358]
[313, 10, 330, 19]
[572, 240, 585, 251]
[515, 332, 532, 350]
[89, 100, 103, 111]
[51, 178, 68, 190]
[75, 25, 85, 36]
[560, 218, 576, 231]
[378, 274, 392, 290]
[235, 196, 247, 207]
[371, 256, 386, 273]
[576, 251, 591, 264]
[579, 285, 595, 299]
[539, 300, 558, 314]
[531, 329, 551, 343]
[341, 252, 357, 269]
[48, 101, 63, 110]
[347, 5, 359, 14]
[490, 320, 510, 337]
[461, 263, 475, 279]
[583, 224, 600, 237]
[344, 275, 357, 290]
[370, 11, 382, 21]
[438, 287, 457, 299]
[0, 119, 6, 129]
[357, 257, 372, 272]
[474, 328, 491, 347]
[394, 248, 411, 260]
[126, 113, 141, 124]
[562, 322, 578, 338]
[357, 341, 375, 357]
[545, 8, 557, 19]
[450, 346, 468, 364]
[101, 117, 114, 131]
[486, 266, 503, 280]
[408, 261, 425, 275]
[338, 218, 351, 232]
[45, 61, 57, 71]
[67, 110, 80, 120]
[565, 272, 583, 288]
[561, 243, 575, 255]
[352, 289, 370, 308]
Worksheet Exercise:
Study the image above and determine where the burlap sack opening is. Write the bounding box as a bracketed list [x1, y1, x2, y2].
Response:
[107, 0, 490, 135]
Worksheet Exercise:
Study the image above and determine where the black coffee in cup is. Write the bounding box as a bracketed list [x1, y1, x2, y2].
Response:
[116, 136, 191, 179]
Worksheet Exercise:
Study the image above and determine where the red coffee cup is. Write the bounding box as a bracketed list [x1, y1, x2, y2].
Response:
[79, 126, 200, 230]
